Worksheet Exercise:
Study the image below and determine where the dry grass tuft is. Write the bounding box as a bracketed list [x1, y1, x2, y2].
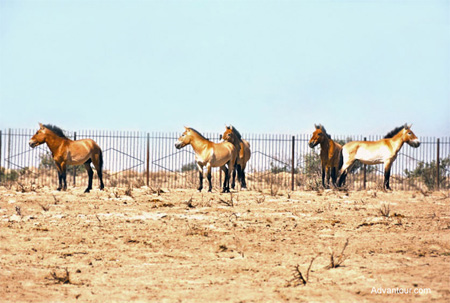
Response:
[379, 203, 390, 218]
[327, 238, 350, 269]
[47, 268, 72, 284]
[218, 193, 234, 207]
[287, 254, 320, 286]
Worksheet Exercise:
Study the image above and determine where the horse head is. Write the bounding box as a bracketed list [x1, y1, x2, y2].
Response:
[29, 123, 47, 148]
[309, 124, 327, 148]
[403, 125, 420, 148]
[175, 127, 191, 149]
[222, 125, 236, 143]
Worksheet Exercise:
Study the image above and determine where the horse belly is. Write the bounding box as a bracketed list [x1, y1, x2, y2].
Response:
[67, 141, 93, 165]
[355, 147, 385, 165]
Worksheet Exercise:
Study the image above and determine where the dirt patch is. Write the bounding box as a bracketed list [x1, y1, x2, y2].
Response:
[1, 186, 449, 302]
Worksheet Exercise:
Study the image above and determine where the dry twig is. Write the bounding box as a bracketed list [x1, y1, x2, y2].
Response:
[327, 238, 350, 269]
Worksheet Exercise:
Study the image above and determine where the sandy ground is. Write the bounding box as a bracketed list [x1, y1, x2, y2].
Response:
[0, 185, 449, 302]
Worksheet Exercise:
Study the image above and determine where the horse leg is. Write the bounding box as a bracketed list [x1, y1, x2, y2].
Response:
[235, 164, 244, 189]
[195, 163, 204, 191]
[337, 159, 354, 188]
[57, 172, 63, 191]
[220, 165, 231, 193]
[206, 165, 213, 192]
[54, 162, 63, 191]
[55, 161, 68, 191]
[321, 166, 326, 188]
[331, 167, 337, 187]
[62, 168, 67, 191]
[84, 159, 94, 193]
[240, 167, 247, 189]
[231, 164, 238, 190]
[326, 166, 331, 189]
[384, 162, 393, 191]
[92, 150, 105, 190]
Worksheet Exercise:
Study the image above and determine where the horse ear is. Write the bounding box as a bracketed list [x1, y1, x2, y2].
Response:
[39, 123, 44, 129]
[314, 124, 318, 129]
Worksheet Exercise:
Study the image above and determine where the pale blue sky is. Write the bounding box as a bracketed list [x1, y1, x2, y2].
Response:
[1, 0, 449, 137]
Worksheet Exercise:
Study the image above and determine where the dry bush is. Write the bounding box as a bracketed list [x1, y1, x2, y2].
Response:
[218, 193, 234, 207]
[327, 238, 350, 269]
[286, 254, 320, 287]
[379, 203, 391, 217]
[46, 268, 72, 284]
[255, 194, 265, 204]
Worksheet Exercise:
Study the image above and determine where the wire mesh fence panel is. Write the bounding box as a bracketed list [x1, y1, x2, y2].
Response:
[1, 128, 449, 191]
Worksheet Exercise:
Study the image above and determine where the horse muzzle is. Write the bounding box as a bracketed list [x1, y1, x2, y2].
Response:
[407, 140, 421, 148]
[309, 141, 318, 148]
[29, 140, 39, 148]
[175, 141, 185, 149]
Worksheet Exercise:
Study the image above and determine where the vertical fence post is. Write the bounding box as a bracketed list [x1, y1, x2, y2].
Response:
[363, 137, 367, 189]
[7, 129, 11, 171]
[436, 138, 440, 190]
[146, 133, 150, 187]
[291, 136, 295, 191]
[73, 131, 77, 187]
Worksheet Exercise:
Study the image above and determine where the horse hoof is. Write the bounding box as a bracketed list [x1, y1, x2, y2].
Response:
[57, 188, 62, 191]
[84, 188, 91, 193]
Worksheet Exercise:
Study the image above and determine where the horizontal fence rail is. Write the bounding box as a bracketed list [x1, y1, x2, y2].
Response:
[1, 129, 449, 191]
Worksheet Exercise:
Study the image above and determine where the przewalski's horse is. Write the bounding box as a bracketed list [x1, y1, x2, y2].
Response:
[175, 127, 237, 193]
[29, 123, 105, 193]
[308, 124, 343, 188]
[222, 125, 251, 189]
[338, 124, 420, 190]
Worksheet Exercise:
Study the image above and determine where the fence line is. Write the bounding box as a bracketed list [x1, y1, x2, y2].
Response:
[1, 129, 449, 191]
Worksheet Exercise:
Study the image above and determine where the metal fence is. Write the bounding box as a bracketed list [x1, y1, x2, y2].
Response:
[1, 128, 449, 191]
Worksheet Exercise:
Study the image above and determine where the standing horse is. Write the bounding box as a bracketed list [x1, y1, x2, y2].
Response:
[308, 124, 343, 188]
[222, 125, 251, 189]
[29, 123, 105, 193]
[175, 127, 237, 192]
[337, 124, 420, 190]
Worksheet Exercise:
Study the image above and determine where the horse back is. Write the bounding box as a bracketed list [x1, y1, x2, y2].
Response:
[66, 139, 102, 165]
[211, 141, 237, 167]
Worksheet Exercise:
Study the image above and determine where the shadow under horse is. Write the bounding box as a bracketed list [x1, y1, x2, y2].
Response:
[29, 123, 105, 193]
[175, 127, 237, 193]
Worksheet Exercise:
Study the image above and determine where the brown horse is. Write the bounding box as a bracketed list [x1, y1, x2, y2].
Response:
[29, 123, 104, 193]
[175, 127, 237, 192]
[222, 125, 251, 189]
[338, 124, 420, 190]
[309, 124, 342, 188]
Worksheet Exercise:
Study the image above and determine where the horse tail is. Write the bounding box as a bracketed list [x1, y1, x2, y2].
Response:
[99, 148, 104, 171]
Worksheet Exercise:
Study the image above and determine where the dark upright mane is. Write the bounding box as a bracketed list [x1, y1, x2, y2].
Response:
[187, 127, 208, 140]
[230, 125, 242, 140]
[315, 124, 331, 139]
[44, 124, 69, 139]
[384, 124, 407, 139]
